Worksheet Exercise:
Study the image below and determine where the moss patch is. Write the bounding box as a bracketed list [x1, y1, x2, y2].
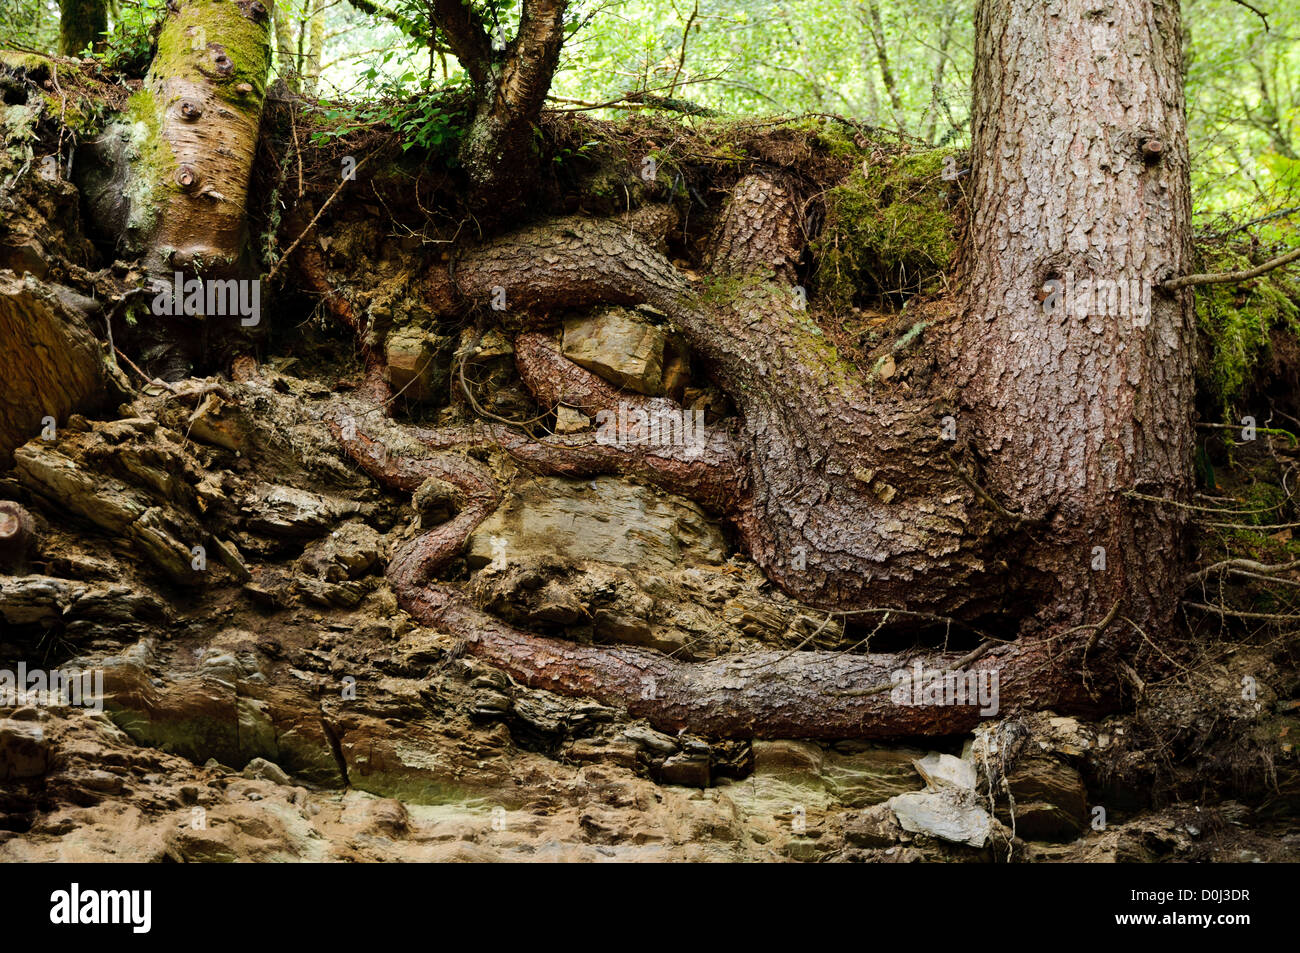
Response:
[116, 88, 175, 241]
[1196, 245, 1300, 419]
[151, 0, 272, 106]
[698, 273, 862, 394]
[813, 147, 960, 309]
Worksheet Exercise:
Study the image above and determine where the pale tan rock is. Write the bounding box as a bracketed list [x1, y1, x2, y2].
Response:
[562, 308, 666, 395]
[554, 405, 591, 433]
[466, 476, 725, 571]
[0, 719, 49, 780]
[385, 325, 452, 403]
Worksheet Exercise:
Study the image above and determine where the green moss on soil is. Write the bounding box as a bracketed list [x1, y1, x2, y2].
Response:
[813, 147, 960, 309]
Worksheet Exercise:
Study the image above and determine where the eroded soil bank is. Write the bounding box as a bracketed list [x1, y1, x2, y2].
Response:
[0, 53, 1296, 861]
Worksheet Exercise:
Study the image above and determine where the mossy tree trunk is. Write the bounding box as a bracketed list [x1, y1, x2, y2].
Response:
[302, 0, 326, 94]
[273, 1, 298, 88]
[57, 0, 107, 56]
[86, 0, 273, 276]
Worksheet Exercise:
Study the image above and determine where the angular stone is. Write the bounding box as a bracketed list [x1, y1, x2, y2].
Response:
[14, 442, 142, 534]
[244, 483, 362, 538]
[822, 744, 926, 807]
[888, 790, 992, 847]
[467, 476, 724, 571]
[510, 690, 614, 740]
[844, 802, 903, 848]
[242, 757, 291, 785]
[566, 739, 638, 770]
[185, 393, 250, 453]
[0, 719, 50, 780]
[13, 442, 204, 583]
[660, 751, 710, 788]
[753, 740, 824, 775]
[384, 325, 453, 403]
[212, 537, 251, 581]
[554, 406, 591, 434]
[913, 752, 977, 792]
[130, 506, 203, 583]
[998, 755, 1088, 841]
[364, 798, 411, 837]
[299, 521, 384, 581]
[622, 726, 680, 757]
[972, 715, 1091, 841]
[562, 308, 666, 395]
[294, 575, 367, 609]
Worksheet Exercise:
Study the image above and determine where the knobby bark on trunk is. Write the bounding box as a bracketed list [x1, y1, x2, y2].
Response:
[83, 0, 273, 275]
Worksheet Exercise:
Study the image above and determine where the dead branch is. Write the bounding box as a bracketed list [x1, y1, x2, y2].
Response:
[1162, 244, 1299, 290]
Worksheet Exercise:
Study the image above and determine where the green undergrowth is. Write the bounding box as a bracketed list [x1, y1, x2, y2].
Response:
[308, 75, 472, 159]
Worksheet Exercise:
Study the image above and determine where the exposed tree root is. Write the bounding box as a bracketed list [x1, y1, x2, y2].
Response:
[326, 405, 1106, 738]
[402, 579, 1107, 739]
[321, 169, 1151, 737]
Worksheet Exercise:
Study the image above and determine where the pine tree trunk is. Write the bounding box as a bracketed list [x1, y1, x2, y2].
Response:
[956, 0, 1195, 634]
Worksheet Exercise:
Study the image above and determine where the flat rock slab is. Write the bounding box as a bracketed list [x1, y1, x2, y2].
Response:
[467, 476, 725, 571]
[913, 751, 977, 792]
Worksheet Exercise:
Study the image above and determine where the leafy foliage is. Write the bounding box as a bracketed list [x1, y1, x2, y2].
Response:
[89, 0, 164, 75]
[310, 55, 469, 156]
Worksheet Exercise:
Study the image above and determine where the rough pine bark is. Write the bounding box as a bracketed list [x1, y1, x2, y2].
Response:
[955, 0, 1195, 633]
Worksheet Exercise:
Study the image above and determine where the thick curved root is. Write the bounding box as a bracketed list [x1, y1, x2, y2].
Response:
[400, 578, 1106, 739]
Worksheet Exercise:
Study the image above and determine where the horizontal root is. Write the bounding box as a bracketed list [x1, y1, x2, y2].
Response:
[400, 580, 1108, 739]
